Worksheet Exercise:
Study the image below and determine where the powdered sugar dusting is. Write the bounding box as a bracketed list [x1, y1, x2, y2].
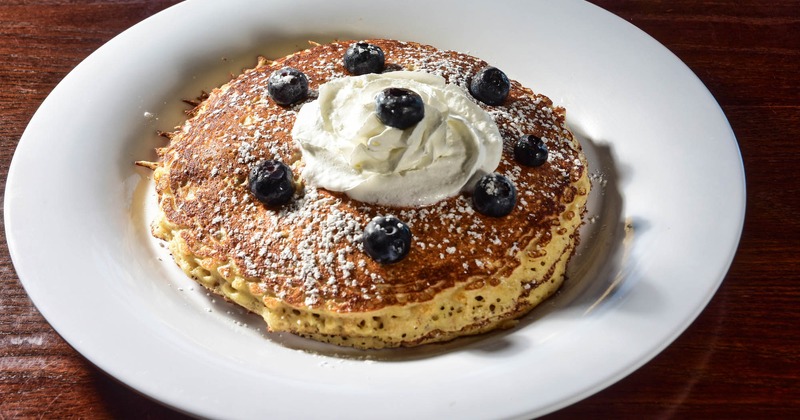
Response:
[157, 39, 587, 311]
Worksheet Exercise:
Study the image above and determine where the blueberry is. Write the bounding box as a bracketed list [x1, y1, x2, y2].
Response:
[469, 66, 510, 106]
[343, 41, 385, 75]
[514, 134, 549, 167]
[248, 160, 295, 206]
[362, 216, 412, 264]
[267, 67, 309, 106]
[375, 88, 425, 129]
[472, 173, 516, 217]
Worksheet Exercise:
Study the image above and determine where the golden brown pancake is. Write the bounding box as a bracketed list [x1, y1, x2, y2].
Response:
[148, 39, 590, 349]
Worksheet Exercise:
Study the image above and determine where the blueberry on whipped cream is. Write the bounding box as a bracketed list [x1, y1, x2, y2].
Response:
[375, 87, 425, 129]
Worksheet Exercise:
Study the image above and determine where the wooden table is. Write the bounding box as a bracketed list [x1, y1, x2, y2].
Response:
[2, 1, 798, 418]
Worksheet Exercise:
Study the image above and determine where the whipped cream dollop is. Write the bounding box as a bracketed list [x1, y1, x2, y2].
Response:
[292, 71, 502, 207]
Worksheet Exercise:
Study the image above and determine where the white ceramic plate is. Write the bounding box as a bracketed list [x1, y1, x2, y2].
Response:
[5, 0, 745, 418]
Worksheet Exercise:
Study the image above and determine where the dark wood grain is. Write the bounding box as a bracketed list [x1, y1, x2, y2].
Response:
[2, 1, 798, 418]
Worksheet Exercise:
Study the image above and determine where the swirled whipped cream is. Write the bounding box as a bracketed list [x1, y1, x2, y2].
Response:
[292, 71, 502, 207]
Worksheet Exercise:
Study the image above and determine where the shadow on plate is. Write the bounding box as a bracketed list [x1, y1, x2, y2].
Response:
[267, 126, 642, 362]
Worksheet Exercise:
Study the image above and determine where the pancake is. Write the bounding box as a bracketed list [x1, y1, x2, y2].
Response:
[147, 39, 590, 349]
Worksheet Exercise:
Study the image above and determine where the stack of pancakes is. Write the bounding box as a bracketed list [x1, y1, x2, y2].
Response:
[149, 39, 590, 349]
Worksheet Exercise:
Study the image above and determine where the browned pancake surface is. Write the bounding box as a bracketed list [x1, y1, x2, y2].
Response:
[154, 39, 588, 346]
